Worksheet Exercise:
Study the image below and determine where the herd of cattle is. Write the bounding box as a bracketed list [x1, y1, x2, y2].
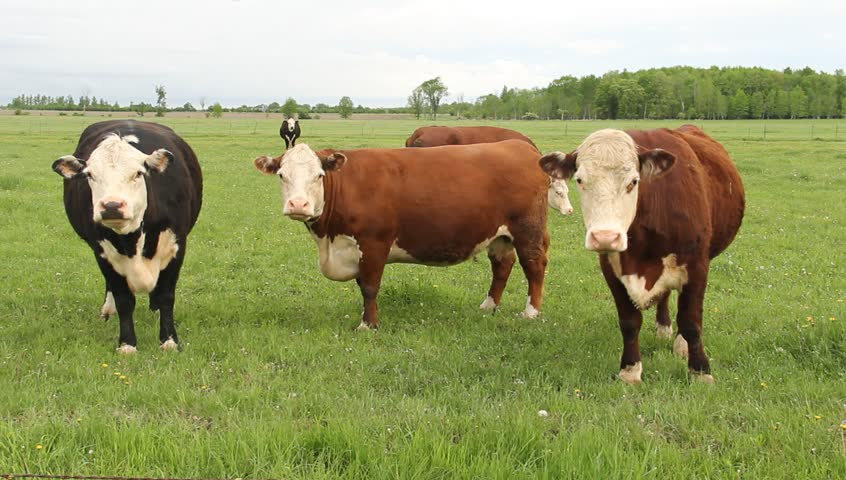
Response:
[51, 119, 745, 384]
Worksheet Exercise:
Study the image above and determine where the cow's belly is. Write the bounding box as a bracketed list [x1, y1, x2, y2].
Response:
[311, 233, 362, 281]
[99, 229, 179, 294]
[387, 225, 513, 266]
[607, 253, 688, 310]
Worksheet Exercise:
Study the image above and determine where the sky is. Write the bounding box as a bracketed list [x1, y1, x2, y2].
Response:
[1, 0, 843, 108]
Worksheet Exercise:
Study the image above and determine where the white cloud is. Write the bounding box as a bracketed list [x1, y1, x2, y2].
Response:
[0, 0, 843, 107]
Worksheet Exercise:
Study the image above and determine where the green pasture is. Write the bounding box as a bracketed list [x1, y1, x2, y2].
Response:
[0, 115, 844, 478]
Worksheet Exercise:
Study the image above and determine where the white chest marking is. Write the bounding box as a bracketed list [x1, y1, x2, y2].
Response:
[608, 253, 688, 310]
[99, 229, 179, 294]
[310, 233, 362, 281]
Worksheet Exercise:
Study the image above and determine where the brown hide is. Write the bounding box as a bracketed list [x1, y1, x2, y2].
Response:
[405, 126, 538, 151]
[306, 139, 550, 328]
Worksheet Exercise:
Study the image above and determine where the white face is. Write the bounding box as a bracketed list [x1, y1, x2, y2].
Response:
[547, 178, 574, 215]
[286, 118, 296, 132]
[571, 130, 641, 252]
[53, 134, 171, 235]
[275, 144, 326, 221]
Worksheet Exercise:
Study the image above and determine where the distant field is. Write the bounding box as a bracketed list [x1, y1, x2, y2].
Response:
[0, 116, 844, 478]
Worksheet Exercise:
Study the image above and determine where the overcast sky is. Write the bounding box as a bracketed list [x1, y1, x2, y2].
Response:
[1, 0, 843, 108]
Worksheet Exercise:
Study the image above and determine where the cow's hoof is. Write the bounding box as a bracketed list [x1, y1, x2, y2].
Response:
[689, 370, 715, 384]
[100, 292, 116, 319]
[656, 323, 673, 339]
[618, 362, 643, 384]
[673, 334, 689, 358]
[520, 299, 540, 319]
[117, 344, 137, 355]
[356, 322, 376, 331]
[479, 296, 498, 311]
[160, 338, 179, 351]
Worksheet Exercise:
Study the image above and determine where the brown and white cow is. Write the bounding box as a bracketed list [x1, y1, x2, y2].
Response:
[254, 140, 551, 329]
[405, 125, 573, 216]
[539, 125, 744, 383]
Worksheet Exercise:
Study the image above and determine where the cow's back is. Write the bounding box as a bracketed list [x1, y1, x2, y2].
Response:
[407, 126, 537, 150]
[675, 125, 745, 258]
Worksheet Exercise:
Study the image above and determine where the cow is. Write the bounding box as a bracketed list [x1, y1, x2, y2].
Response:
[51, 120, 203, 354]
[405, 125, 573, 216]
[539, 125, 744, 384]
[280, 117, 301, 150]
[253, 140, 551, 329]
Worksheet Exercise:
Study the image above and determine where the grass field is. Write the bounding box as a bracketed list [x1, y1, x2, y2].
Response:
[0, 115, 844, 478]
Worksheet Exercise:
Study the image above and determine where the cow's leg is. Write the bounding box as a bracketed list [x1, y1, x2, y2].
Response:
[355, 243, 390, 330]
[150, 256, 184, 351]
[113, 285, 137, 354]
[514, 229, 549, 319]
[481, 238, 516, 310]
[291, 137, 297, 147]
[96, 258, 137, 353]
[600, 256, 644, 384]
[655, 292, 673, 339]
[284, 137, 290, 150]
[100, 286, 116, 320]
[676, 262, 714, 383]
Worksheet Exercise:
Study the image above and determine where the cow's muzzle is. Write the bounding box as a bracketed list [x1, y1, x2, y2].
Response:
[587, 229, 627, 252]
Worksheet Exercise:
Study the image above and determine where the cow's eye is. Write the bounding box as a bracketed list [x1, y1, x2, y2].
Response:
[135, 171, 145, 179]
[626, 178, 639, 193]
[83, 171, 94, 181]
[575, 177, 583, 185]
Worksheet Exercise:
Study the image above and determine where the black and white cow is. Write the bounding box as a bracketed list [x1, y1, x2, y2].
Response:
[279, 117, 301, 149]
[52, 120, 203, 354]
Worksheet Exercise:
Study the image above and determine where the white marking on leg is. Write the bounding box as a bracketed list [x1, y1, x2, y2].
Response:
[656, 323, 673, 339]
[673, 334, 689, 358]
[356, 321, 372, 331]
[117, 344, 137, 355]
[100, 291, 116, 318]
[520, 296, 539, 319]
[479, 296, 497, 311]
[689, 369, 715, 384]
[618, 361, 643, 384]
[160, 338, 178, 351]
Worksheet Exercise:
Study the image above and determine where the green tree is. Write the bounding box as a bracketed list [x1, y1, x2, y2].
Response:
[788, 87, 808, 119]
[337, 96, 354, 119]
[419, 77, 449, 120]
[407, 87, 425, 119]
[729, 89, 750, 119]
[155, 85, 167, 117]
[210, 102, 224, 118]
[281, 97, 298, 117]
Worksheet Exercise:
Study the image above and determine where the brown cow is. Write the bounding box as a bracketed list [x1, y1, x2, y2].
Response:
[539, 125, 744, 384]
[254, 140, 551, 329]
[405, 125, 573, 215]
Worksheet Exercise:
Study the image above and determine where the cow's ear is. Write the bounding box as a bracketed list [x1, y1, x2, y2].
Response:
[52, 155, 86, 178]
[146, 149, 173, 173]
[321, 152, 347, 171]
[538, 151, 576, 180]
[254, 155, 282, 175]
[638, 148, 676, 179]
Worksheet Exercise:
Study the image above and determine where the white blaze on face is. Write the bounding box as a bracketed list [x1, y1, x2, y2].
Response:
[57, 134, 172, 235]
[572, 130, 641, 252]
[286, 118, 297, 132]
[276, 144, 326, 221]
[547, 178, 573, 215]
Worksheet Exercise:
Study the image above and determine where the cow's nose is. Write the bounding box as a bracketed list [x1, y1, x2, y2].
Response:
[589, 230, 623, 251]
[103, 200, 126, 211]
[564, 206, 574, 215]
[286, 198, 310, 212]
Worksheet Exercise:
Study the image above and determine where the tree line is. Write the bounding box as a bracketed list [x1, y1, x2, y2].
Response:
[7, 66, 846, 120]
[441, 66, 846, 120]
